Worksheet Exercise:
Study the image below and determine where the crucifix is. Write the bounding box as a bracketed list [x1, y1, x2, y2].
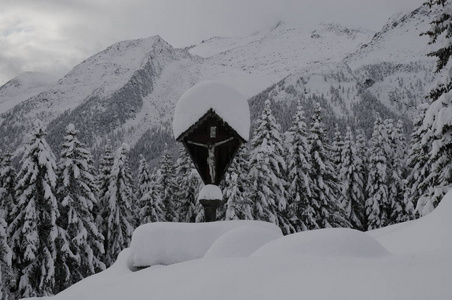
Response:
[187, 136, 234, 183]
[173, 82, 250, 222]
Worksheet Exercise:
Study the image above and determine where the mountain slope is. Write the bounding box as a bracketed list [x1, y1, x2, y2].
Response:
[0, 72, 56, 115]
[345, 5, 437, 116]
[0, 5, 436, 166]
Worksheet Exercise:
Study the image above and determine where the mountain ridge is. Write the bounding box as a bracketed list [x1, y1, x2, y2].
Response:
[0, 5, 435, 170]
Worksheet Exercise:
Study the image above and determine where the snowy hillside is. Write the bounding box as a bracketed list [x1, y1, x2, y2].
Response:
[194, 22, 372, 96]
[43, 191, 452, 300]
[345, 5, 437, 116]
[0, 72, 56, 115]
[242, 6, 438, 138]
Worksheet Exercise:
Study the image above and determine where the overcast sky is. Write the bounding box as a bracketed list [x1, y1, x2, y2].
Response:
[0, 0, 425, 86]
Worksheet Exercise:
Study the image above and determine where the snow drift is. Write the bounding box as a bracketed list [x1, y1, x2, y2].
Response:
[129, 220, 281, 267]
[252, 228, 390, 258]
[43, 190, 452, 300]
[368, 189, 452, 254]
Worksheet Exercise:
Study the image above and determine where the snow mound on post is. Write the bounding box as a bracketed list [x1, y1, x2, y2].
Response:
[252, 228, 390, 258]
[129, 221, 280, 268]
[369, 189, 452, 254]
[204, 225, 282, 258]
[198, 184, 223, 200]
[172, 81, 250, 141]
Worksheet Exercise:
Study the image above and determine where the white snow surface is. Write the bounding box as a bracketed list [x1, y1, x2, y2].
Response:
[44, 191, 452, 300]
[204, 225, 282, 258]
[368, 189, 452, 255]
[252, 228, 390, 258]
[198, 184, 223, 200]
[0, 72, 56, 115]
[129, 220, 279, 268]
[172, 81, 250, 141]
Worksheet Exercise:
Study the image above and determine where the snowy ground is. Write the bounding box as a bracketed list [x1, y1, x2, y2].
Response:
[42, 191, 452, 300]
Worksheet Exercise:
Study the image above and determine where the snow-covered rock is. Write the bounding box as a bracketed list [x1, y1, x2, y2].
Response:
[129, 221, 280, 268]
[173, 81, 250, 141]
[252, 228, 390, 258]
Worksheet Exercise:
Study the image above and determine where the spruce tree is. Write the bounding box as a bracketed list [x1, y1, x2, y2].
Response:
[331, 124, 344, 173]
[102, 143, 135, 267]
[174, 147, 203, 223]
[139, 168, 165, 224]
[0, 218, 12, 300]
[55, 124, 105, 292]
[355, 130, 369, 229]
[285, 101, 314, 231]
[365, 114, 390, 229]
[0, 152, 16, 221]
[340, 127, 365, 230]
[136, 155, 152, 204]
[95, 144, 114, 231]
[248, 99, 292, 234]
[221, 145, 253, 221]
[405, 104, 432, 217]
[416, 0, 452, 213]
[306, 102, 349, 229]
[8, 122, 65, 297]
[387, 120, 413, 223]
[155, 146, 178, 222]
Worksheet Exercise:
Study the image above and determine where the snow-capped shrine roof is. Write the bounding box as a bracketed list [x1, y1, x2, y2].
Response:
[172, 81, 250, 141]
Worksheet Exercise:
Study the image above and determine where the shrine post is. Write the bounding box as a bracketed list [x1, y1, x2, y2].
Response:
[172, 81, 250, 222]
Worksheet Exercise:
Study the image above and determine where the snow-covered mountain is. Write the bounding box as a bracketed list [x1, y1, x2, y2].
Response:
[0, 71, 56, 115]
[246, 6, 436, 137]
[0, 5, 436, 165]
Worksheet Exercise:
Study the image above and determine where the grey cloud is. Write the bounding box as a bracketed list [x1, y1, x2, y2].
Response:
[0, 0, 425, 85]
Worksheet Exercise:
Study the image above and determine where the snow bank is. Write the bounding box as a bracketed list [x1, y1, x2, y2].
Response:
[172, 81, 250, 141]
[54, 249, 133, 300]
[204, 225, 282, 258]
[129, 221, 280, 267]
[369, 189, 452, 254]
[252, 228, 390, 258]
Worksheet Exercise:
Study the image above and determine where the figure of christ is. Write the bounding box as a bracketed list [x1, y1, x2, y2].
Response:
[187, 136, 234, 183]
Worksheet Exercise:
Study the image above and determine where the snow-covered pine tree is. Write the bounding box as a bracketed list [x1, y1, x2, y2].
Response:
[154, 145, 178, 222]
[340, 127, 365, 230]
[0, 152, 16, 221]
[248, 99, 292, 234]
[0, 218, 12, 300]
[139, 168, 165, 224]
[416, 0, 452, 213]
[387, 120, 413, 223]
[102, 143, 136, 267]
[306, 102, 349, 229]
[8, 121, 64, 297]
[405, 103, 432, 217]
[136, 155, 152, 204]
[220, 145, 253, 221]
[332, 124, 344, 173]
[365, 114, 390, 230]
[285, 101, 314, 232]
[54, 124, 105, 292]
[355, 129, 369, 192]
[95, 144, 114, 231]
[173, 147, 203, 223]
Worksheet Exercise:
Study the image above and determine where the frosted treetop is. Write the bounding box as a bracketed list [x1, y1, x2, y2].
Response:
[173, 81, 250, 141]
